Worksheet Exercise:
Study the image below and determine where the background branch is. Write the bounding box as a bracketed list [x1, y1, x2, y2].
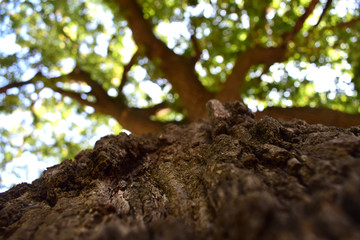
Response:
[52, 87, 99, 109]
[217, 46, 287, 101]
[114, 0, 212, 119]
[0, 79, 34, 94]
[327, 17, 360, 29]
[256, 106, 360, 128]
[282, 0, 320, 44]
[67, 66, 112, 104]
[118, 50, 140, 94]
[314, 0, 333, 28]
[190, 35, 202, 63]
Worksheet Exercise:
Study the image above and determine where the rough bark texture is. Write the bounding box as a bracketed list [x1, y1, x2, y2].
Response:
[1, 100, 360, 240]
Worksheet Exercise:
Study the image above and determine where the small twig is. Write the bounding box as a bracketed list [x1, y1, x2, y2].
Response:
[191, 35, 202, 62]
[118, 50, 140, 93]
[282, 0, 320, 45]
[0, 79, 33, 94]
[53, 87, 99, 109]
[0, 72, 44, 94]
[313, 0, 332, 28]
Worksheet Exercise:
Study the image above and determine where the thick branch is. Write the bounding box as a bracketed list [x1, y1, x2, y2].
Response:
[114, 0, 212, 119]
[282, 0, 320, 44]
[216, 46, 287, 102]
[114, 0, 164, 57]
[101, 103, 176, 135]
[255, 106, 360, 128]
[137, 102, 169, 116]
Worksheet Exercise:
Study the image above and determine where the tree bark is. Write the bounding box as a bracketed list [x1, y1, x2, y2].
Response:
[1, 100, 360, 240]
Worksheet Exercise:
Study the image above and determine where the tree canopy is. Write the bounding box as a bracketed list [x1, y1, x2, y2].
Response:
[0, 0, 360, 184]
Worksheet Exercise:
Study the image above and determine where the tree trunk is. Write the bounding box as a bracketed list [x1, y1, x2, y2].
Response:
[1, 100, 360, 240]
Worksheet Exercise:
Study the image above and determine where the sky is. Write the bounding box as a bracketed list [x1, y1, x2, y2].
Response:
[0, 0, 357, 192]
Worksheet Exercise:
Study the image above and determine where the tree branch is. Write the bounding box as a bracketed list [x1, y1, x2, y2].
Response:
[0, 79, 34, 94]
[35, 67, 120, 114]
[118, 50, 140, 94]
[100, 103, 176, 135]
[282, 0, 320, 44]
[313, 0, 332, 28]
[51, 69, 174, 134]
[52, 87, 99, 109]
[113, 0, 170, 59]
[327, 17, 360, 29]
[136, 101, 169, 116]
[187, 18, 202, 64]
[216, 46, 287, 101]
[254, 63, 272, 85]
[0, 66, 173, 134]
[113, 0, 212, 120]
[69, 67, 111, 105]
[216, 0, 319, 102]
[255, 106, 360, 128]
[190, 35, 202, 63]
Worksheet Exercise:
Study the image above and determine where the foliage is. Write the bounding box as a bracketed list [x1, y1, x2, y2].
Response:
[0, 0, 359, 184]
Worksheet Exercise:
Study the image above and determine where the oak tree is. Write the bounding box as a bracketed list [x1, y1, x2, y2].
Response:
[0, 0, 360, 176]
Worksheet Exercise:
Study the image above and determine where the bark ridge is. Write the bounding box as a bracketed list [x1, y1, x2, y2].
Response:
[1, 100, 360, 240]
